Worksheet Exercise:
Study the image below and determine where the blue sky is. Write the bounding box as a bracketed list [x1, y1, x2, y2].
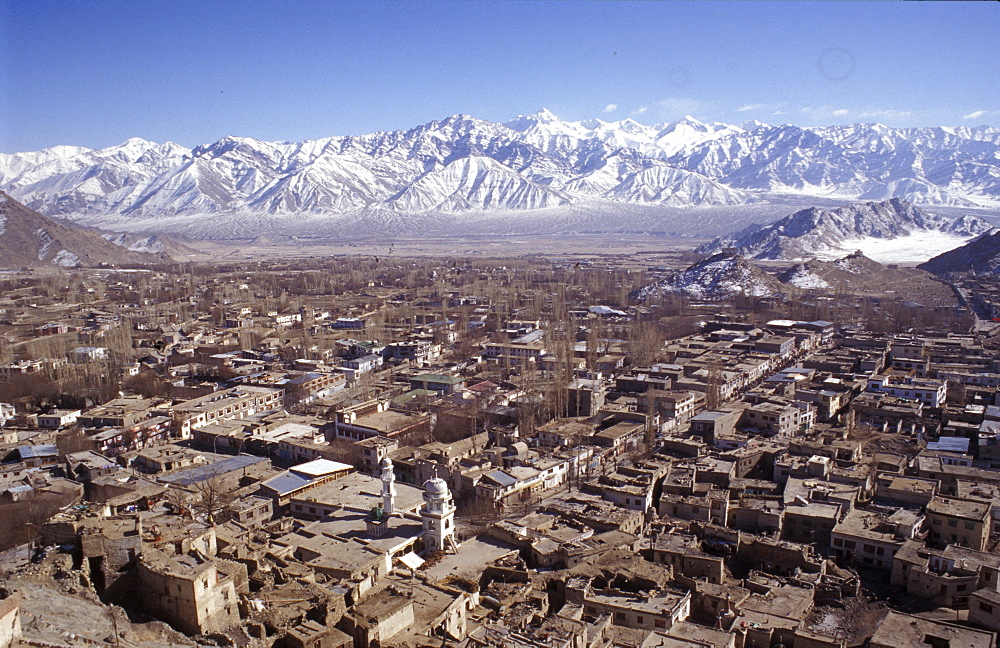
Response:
[0, 0, 996, 152]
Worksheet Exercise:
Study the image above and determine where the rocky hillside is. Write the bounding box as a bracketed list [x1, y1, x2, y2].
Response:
[631, 253, 786, 300]
[696, 198, 993, 262]
[919, 231, 1000, 275]
[0, 191, 170, 268]
[632, 250, 954, 306]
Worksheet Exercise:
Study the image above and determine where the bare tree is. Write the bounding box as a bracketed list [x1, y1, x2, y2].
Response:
[706, 356, 723, 410]
[190, 474, 237, 525]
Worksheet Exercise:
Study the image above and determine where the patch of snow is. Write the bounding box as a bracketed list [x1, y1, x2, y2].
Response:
[834, 257, 864, 274]
[102, 232, 166, 253]
[52, 250, 80, 267]
[812, 231, 975, 264]
[0, 213, 5, 236]
[36, 228, 55, 260]
[783, 266, 830, 289]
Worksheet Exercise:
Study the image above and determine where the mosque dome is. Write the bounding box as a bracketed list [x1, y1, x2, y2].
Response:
[423, 477, 450, 498]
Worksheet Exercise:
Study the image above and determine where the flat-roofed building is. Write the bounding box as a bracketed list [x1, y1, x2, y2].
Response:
[136, 548, 248, 635]
[831, 508, 923, 571]
[870, 611, 995, 648]
[927, 495, 991, 551]
[866, 375, 947, 408]
[168, 386, 284, 438]
[333, 400, 432, 442]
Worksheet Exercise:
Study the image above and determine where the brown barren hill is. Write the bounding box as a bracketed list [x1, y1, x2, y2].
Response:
[0, 191, 170, 268]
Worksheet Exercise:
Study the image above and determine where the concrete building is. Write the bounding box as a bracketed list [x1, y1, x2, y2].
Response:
[830, 508, 923, 571]
[168, 386, 284, 438]
[891, 540, 1000, 609]
[866, 375, 947, 408]
[36, 409, 80, 428]
[332, 399, 432, 441]
[969, 588, 1000, 633]
[926, 495, 991, 551]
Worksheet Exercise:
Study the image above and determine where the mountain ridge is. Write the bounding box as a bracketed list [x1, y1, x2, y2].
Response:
[695, 198, 994, 262]
[919, 231, 1000, 276]
[2, 111, 999, 239]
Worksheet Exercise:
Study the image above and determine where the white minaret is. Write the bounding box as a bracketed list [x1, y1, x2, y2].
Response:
[381, 456, 397, 515]
[420, 476, 456, 553]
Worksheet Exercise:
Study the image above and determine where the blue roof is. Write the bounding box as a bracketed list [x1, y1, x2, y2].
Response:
[927, 437, 970, 453]
[18, 444, 58, 458]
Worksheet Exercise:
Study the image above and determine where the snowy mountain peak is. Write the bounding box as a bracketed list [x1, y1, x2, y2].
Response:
[3, 113, 1000, 237]
[740, 120, 769, 131]
[505, 108, 564, 131]
[532, 108, 560, 122]
[674, 115, 706, 128]
[191, 135, 271, 159]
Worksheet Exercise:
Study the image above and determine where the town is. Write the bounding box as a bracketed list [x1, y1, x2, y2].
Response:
[1, 253, 999, 648]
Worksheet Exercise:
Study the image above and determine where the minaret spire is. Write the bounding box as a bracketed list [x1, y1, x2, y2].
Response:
[381, 456, 397, 515]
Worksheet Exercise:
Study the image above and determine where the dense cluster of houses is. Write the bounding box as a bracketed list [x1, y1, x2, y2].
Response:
[2, 268, 1000, 648]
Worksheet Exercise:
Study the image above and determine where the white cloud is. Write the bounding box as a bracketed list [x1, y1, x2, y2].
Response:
[963, 110, 988, 120]
[602, 103, 618, 113]
[832, 109, 849, 116]
[772, 110, 786, 116]
[737, 103, 767, 112]
[632, 106, 648, 116]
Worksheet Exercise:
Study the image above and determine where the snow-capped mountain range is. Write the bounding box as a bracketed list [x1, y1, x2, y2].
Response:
[2, 110, 999, 238]
[695, 198, 995, 263]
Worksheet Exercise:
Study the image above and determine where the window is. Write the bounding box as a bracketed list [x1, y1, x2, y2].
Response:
[948, 519, 958, 527]
[980, 602, 994, 613]
[654, 619, 666, 629]
[933, 518, 941, 525]
[965, 522, 975, 530]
